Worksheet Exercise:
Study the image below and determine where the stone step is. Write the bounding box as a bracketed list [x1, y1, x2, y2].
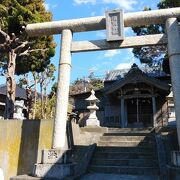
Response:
[107, 128, 153, 134]
[104, 132, 154, 136]
[93, 152, 157, 159]
[108, 127, 153, 131]
[100, 135, 154, 142]
[96, 146, 156, 153]
[97, 140, 155, 147]
[81, 127, 108, 133]
[79, 173, 159, 180]
[88, 165, 159, 175]
[91, 158, 159, 167]
[34, 163, 75, 179]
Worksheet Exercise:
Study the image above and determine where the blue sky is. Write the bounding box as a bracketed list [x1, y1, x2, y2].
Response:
[0, 0, 160, 87]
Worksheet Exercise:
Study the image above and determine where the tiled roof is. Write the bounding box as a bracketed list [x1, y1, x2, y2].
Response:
[105, 68, 168, 81]
[70, 88, 103, 96]
[0, 84, 27, 100]
[104, 66, 170, 94]
[105, 69, 129, 81]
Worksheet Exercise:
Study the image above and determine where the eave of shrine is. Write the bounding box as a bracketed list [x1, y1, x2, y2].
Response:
[104, 65, 170, 95]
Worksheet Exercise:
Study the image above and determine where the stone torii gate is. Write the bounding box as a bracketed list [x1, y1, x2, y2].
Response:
[26, 8, 180, 151]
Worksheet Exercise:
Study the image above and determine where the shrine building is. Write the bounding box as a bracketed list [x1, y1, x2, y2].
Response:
[71, 64, 172, 128]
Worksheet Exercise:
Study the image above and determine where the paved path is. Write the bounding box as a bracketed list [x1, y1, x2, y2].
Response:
[80, 173, 159, 180]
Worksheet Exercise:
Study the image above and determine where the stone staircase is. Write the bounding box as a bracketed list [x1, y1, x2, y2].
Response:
[87, 128, 160, 176]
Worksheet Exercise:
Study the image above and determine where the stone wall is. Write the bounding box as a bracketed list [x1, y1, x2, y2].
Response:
[0, 119, 53, 180]
[71, 121, 108, 146]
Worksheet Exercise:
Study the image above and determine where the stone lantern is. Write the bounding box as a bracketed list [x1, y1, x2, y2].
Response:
[13, 100, 25, 120]
[85, 89, 100, 126]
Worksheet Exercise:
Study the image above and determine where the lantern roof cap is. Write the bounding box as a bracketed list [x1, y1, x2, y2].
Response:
[85, 89, 99, 102]
[167, 91, 173, 98]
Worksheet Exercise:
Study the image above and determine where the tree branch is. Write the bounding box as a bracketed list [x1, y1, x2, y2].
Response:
[0, 27, 10, 42]
[10, 33, 16, 42]
[0, 61, 7, 65]
[29, 48, 49, 53]
[14, 41, 29, 53]
[0, 44, 6, 48]
[18, 48, 49, 56]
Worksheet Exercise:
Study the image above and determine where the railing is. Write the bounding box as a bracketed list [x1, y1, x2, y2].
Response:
[156, 103, 169, 128]
[128, 114, 152, 124]
[105, 116, 121, 127]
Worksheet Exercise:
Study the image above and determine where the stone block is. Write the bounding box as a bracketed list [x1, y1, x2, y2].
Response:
[81, 126, 108, 133]
[33, 163, 74, 179]
[41, 149, 64, 164]
[10, 175, 40, 180]
[167, 165, 180, 180]
[86, 119, 100, 126]
[171, 151, 180, 166]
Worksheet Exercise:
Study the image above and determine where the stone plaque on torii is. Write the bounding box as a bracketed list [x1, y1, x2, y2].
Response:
[24, 7, 180, 179]
[105, 9, 124, 41]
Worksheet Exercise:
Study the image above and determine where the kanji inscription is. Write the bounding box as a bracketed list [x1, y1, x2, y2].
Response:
[106, 10, 124, 41]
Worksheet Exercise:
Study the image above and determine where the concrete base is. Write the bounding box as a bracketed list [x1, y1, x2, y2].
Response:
[10, 175, 40, 180]
[33, 163, 75, 179]
[86, 119, 100, 126]
[42, 149, 64, 164]
[171, 151, 180, 166]
[167, 165, 180, 180]
[31, 149, 74, 179]
[81, 126, 108, 133]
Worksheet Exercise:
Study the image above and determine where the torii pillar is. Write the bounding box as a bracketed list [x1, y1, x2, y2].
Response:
[52, 29, 72, 149]
[166, 18, 180, 147]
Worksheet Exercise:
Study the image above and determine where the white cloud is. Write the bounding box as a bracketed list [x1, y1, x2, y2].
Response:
[104, 49, 121, 58]
[114, 48, 138, 69]
[52, 4, 58, 9]
[102, 0, 137, 10]
[102, 61, 111, 65]
[115, 62, 132, 70]
[43, 3, 58, 11]
[89, 66, 98, 72]
[73, 0, 138, 10]
[44, 3, 50, 11]
[73, 0, 96, 5]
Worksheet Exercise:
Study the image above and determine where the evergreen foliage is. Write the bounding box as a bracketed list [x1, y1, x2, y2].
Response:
[132, 0, 180, 73]
[0, 0, 56, 75]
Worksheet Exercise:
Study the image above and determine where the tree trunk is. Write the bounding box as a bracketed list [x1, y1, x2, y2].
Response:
[44, 86, 47, 120]
[4, 50, 16, 119]
[40, 81, 44, 119]
[32, 73, 37, 119]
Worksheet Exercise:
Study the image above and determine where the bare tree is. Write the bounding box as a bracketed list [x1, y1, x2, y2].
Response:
[36, 64, 55, 119]
[0, 28, 47, 119]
